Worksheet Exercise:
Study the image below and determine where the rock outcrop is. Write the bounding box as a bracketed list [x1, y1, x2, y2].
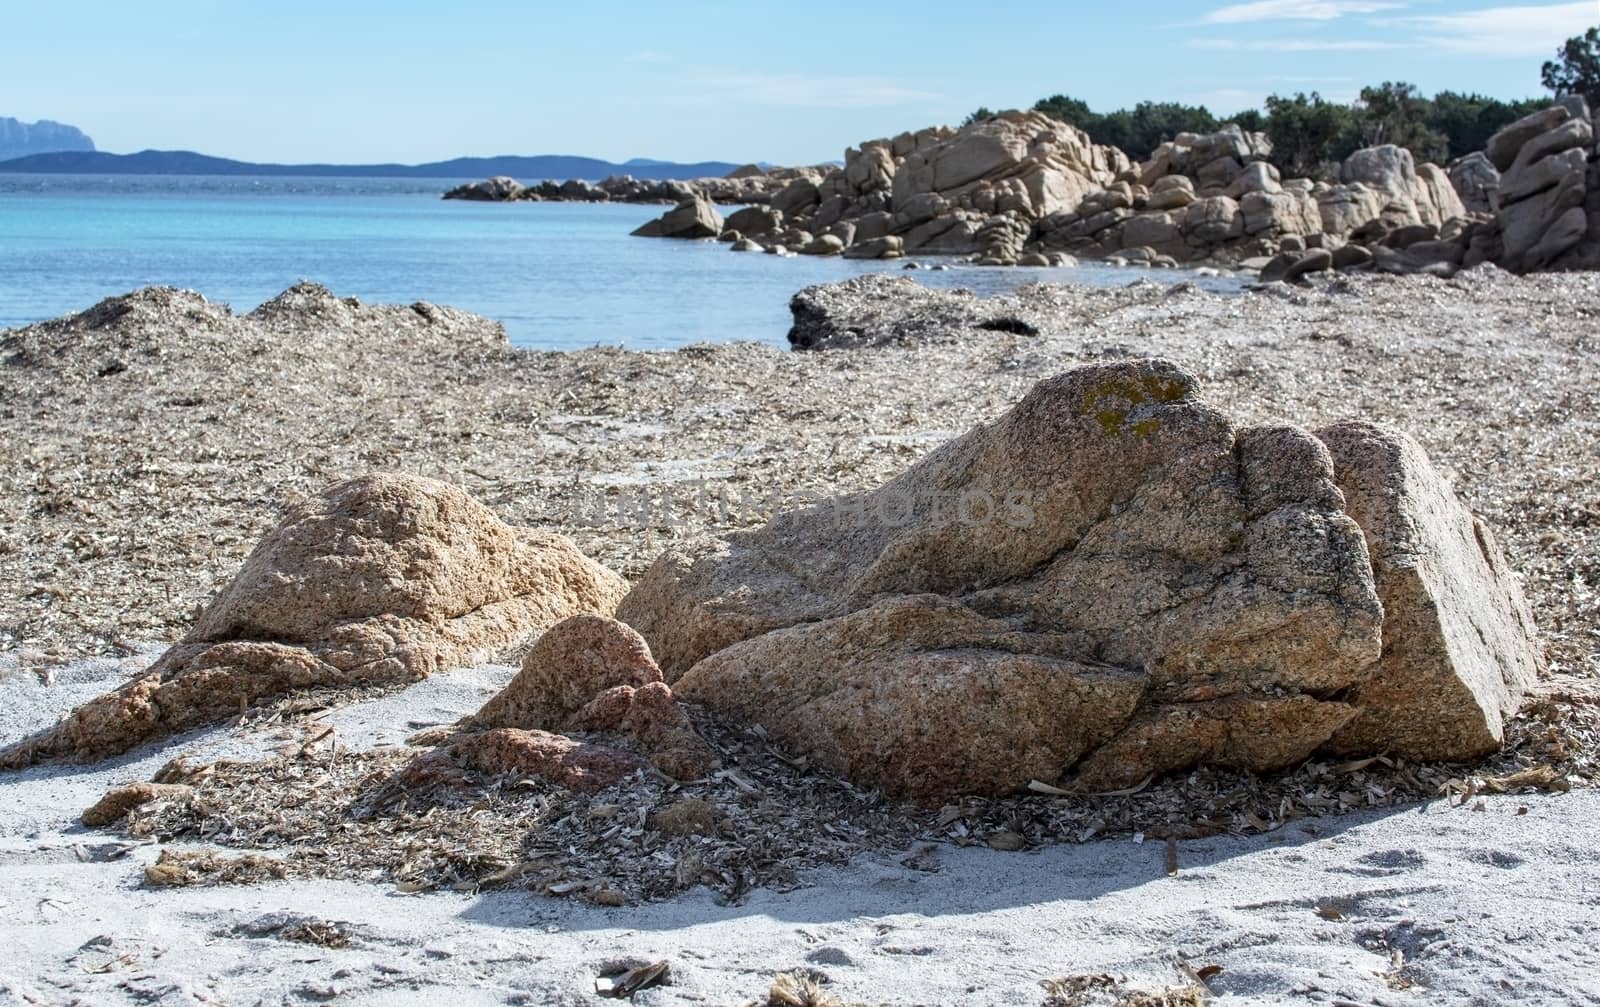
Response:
[1484, 100, 1597, 271]
[0, 474, 627, 768]
[653, 115, 1489, 272]
[616, 360, 1542, 800]
[444, 166, 827, 206]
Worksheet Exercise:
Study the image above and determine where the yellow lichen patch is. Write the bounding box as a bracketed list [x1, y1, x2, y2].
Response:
[1083, 373, 1188, 436]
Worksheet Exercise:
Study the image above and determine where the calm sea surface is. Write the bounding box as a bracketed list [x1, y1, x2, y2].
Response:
[0, 175, 1241, 349]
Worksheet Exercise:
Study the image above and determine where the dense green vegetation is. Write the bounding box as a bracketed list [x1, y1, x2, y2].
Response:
[962, 30, 1594, 176]
[1543, 26, 1600, 109]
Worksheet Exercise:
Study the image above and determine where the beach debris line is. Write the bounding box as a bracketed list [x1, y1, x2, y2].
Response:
[619, 357, 1543, 800]
[93, 675, 1589, 905]
[1040, 972, 1208, 1007]
[0, 472, 627, 770]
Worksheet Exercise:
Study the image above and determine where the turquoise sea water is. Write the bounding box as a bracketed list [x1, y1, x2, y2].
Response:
[0, 175, 1241, 349]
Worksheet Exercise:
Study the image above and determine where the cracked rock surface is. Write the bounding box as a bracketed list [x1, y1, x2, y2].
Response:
[618, 359, 1542, 798]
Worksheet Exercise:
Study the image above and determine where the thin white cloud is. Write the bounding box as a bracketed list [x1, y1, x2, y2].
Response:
[1193, 37, 1410, 49]
[1404, 1, 1597, 56]
[689, 72, 941, 108]
[1203, 1, 1407, 24]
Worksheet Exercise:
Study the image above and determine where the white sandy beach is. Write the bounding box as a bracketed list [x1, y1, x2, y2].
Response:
[3, 651, 1596, 1007]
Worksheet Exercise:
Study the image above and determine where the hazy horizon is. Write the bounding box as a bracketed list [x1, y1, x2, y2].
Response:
[4, 0, 1595, 166]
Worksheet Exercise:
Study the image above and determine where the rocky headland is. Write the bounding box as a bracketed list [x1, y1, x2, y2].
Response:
[614, 100, 1600, 279]
[441, 163, 830, 206]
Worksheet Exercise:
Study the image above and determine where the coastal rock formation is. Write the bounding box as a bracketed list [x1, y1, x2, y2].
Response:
[0, 474, 627, 768]
[654, 114, 1488, 272]
[444, 175, 527, 201]
[616, 360, 1542, 799]
[1485, 100, 1596, 271]
[412, 615, 717, 792]
[632, 195, 723, 239]
[444, 165, 827, 206]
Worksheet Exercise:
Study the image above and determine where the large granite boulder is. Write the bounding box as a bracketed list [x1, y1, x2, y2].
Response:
[617, 361, 1542, 799]
[1490, 102, 1595, 271]
[1449, 152, 1501, 214]
[1340, 145, 1466, 228]
[1317, 423, 1543, 758]
[631, 195, 723, 238]
[1, 474, 627, 767]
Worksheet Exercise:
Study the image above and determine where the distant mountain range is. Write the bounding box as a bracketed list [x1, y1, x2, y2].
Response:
[0, 117, 96, 160]
[0, 148, 748, 181]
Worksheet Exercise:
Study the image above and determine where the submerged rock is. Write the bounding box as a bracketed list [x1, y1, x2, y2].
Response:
[0, 474, 627, 768]
[616, 360, 1542, 799]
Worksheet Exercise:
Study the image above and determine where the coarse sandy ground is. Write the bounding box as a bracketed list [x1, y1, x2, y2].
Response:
[2, 651, 1598, 1007]
[2, 266, 1599, 1004]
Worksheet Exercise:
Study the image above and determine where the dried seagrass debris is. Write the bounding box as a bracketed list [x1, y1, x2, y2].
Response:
[595, 959, 670, 998]
[1040, 973, 1208, 1007]
[107, 694, 1596, 907]
[81, 782, 194, 827]
[144, 849, 287, 887]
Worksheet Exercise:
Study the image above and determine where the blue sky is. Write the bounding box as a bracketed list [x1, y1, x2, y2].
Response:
[3, 0, 1595, 165]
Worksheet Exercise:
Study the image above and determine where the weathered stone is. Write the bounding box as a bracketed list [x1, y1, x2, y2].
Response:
[472, 615, 717, 780]
[619, 361, 1392, 798]
[1, 475, 626, 768]
[677, 595, 1145, 797]
[842, 235, 904, 259]
[1452, 151, 1497, 214]
[800, 234, 845, 256]
[771, 179, 821, 216]
[723, 205, 782, 238]
[1486, 105, 1572, 171]
[1118, 212, 1183, 252]
[1317, 422, 1544, 759]
[634, 196, 723, 239]
[1182, 196, 1244, 243]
